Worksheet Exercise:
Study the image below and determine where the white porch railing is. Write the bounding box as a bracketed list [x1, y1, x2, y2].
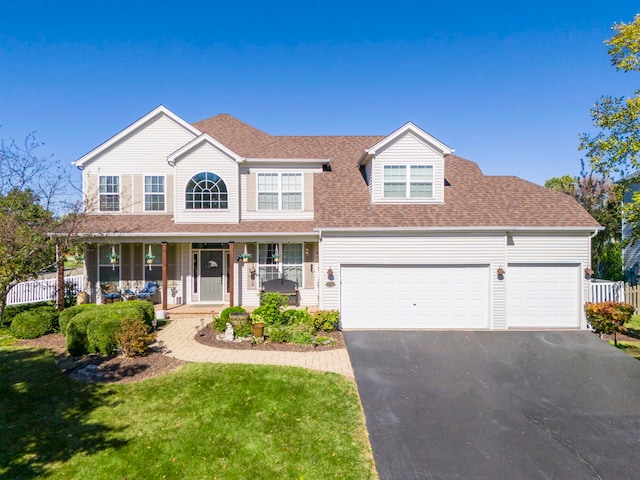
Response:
[6, 275, 84, 306]
[589, 280, 625, 303]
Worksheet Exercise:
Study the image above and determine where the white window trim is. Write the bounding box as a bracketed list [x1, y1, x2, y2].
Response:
[98, 175, 121, 212]
[185, 172, 229, 210]
[257, 242, 304, 287]
[383, 164, 434, 200]
[143, 175, 166, 212]
[256, 172, 304, 211]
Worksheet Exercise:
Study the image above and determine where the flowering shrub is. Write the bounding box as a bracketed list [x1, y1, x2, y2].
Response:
[585, 301, 635, 346]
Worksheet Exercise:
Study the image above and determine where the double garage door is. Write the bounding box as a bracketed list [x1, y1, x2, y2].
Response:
[340, 264, 581, 329]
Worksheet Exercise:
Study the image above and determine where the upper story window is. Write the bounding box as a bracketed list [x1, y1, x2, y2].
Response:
[185, 172, 228, 209]
[144, 176, 165, 211]
[257, 173, 302, 210]
[99, 176, 120, 211]
[383, 165, 433, 199]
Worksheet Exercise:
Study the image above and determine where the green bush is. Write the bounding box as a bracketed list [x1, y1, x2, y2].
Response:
[9, 307, 59, 339]
[215, 306, 247, 331]
[59, 304, 98, 335]
[233, 318, 252, 338]
[281, 308, 312, 326]
[259, 292, 289, 326]
[251, 306, 266, 324]
[86, 317, 122, 355]
[288, 322, 315, 345]
[267, 324, 290, 343]
[66, 312, 96, 356]
[109, 300, 154, 324]
[2, 301, 54, 327]
[312, 310, 340, 332]
[115, 317, 155, 357]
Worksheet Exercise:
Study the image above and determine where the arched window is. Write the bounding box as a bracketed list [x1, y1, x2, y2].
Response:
[185, 172, 228, 209]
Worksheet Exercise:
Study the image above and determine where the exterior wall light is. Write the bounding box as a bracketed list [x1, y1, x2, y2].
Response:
[497, 266, 505, 276]
[327, 267, 334, 278]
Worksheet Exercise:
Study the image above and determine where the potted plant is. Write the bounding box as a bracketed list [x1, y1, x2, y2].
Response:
[251, 308, 265, 338]
[108, 245, 119, 270]
[145, 245, 156, 270]
[239, 252, 252, 263]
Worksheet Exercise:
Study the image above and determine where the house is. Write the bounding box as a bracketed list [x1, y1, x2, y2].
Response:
[73, 105, 600, 330]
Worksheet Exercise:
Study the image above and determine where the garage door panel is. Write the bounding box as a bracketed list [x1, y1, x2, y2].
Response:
[507, 264, 580, 328]
[341, 265, 490, 329]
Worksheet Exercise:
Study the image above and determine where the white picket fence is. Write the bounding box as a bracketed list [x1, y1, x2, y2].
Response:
[7, 275, 84, 306]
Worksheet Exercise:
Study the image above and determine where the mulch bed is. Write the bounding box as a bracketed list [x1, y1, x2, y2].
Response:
[17, 332, 187, 384]
[194, 324, 345, 352]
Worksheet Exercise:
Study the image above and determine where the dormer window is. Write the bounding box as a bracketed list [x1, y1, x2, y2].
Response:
[185, 172, 228, 209]
[383, 165, 433, 199]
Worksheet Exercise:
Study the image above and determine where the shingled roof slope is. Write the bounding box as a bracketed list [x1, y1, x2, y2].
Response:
[78, 113, 599, 235]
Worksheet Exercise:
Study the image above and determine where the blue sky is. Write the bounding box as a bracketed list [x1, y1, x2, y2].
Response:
[0, 1, 638, 191]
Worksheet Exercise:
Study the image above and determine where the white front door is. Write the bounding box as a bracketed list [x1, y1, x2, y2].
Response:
[340, 265, 490, 329]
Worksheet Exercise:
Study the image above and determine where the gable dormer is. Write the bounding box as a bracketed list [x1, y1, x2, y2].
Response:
[167, 133, 243, 224]
[358, 122, 452, 204]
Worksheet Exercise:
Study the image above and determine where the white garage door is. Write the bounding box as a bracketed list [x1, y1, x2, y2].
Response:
[340, 265, 490, 329]
[507, 263, 580, 328]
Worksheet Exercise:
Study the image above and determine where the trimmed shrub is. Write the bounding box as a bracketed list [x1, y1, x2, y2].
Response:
[59, 304, 98, 335]
[2, 301, 54, 327]
[251, 306, 266, 324]
[86, 317, 122, 355]
[312, 310, 340, 332]
[9, 307, 59, 339]
[233, 317, 252, 338]
[66, 312, 96, 356]
[215, 306, 247, 331]
[115, 318, 155, 357]
[109, 301, 154, 325]
[585, 301, 635, 346]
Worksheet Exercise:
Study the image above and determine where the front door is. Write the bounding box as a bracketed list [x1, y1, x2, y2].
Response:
[198, 250, 224, 302]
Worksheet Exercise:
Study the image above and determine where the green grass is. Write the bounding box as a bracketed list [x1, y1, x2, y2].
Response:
[614, 341, 640, 360]
[0, 328, 15, 346]
[0, 346, 377, 479]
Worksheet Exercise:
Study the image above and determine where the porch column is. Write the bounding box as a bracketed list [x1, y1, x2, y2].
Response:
[161, 241, 168, 311]
[229, 241, 235, 307]
[56, 243, 64, 311]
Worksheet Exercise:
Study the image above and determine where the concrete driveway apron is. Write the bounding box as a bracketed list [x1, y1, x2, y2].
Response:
[345, 331, 640, 480]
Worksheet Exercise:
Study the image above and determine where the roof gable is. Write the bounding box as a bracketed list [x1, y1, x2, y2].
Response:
[74, 105, 201, 168]
[167, 133, 244, 165]
[358, 122, 453, 166]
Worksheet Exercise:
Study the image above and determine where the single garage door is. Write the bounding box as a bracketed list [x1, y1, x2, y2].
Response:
[340, 265, 490, 329]
[507, 263, 581, 328]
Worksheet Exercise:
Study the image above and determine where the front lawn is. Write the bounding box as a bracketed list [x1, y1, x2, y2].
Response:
[615, 341, 640, 360]
[0, 346, 377, 479]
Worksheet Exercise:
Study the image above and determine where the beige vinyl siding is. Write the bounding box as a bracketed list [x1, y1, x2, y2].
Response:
[174, 142, 240, 223]
[372, 132, 445, 203]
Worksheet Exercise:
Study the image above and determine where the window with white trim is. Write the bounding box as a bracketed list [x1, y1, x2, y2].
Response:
[257, 243, 303, 287]
[185, 172, 228, 209]
[383, 165, 433, 199]
[257, 173, 303, 210]
[144, 176, 165, 211]
[99, 176, 120, 211]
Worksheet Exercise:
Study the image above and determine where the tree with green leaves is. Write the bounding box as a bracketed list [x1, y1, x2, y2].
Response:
[545, 170, 623, 280]
[0, 133, 83, 321]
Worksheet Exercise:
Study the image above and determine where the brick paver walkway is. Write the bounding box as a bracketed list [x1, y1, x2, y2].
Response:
[156, 316, 354, 378]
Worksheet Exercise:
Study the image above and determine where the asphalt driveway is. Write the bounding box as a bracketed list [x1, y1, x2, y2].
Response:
[345, 331, 640, 480]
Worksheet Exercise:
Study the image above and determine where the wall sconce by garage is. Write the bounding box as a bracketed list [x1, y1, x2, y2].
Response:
[585, 267, 594, 278]
[497, 266, 505, 277]
[327, 267, 334, 280]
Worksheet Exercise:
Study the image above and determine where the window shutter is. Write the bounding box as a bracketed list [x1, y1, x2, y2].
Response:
[304, 173, 314, 212]
[166, 174, 174, 213]
[85, 174, 98, 213]
[246, 172, 256, 212]
[120, 174, 132, 212]
[132, 175, 143, 212]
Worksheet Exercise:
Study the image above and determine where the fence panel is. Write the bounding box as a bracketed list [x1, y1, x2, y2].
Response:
[625, 284, 640, 312]
[590, 281, 625, 303]
[7, 275, 84, 306]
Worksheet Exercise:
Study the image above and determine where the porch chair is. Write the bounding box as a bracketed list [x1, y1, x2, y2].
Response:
[136, 282, 159, 303]
[100, 283, 122, 303]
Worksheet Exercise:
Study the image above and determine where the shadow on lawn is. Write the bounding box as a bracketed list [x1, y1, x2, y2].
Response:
[0, 348, 126, 479]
